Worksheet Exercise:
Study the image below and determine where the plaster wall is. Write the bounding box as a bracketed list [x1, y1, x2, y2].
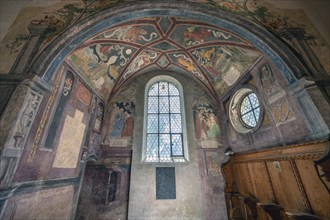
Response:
[221, 57, 328, 154]
[12, 63, 92, 182]
[267, 0, 330, 45]
[128, 71, 210, 220]
[2, 185, 75, 219]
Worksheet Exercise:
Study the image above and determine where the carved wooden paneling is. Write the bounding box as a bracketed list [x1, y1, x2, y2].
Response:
[234, 163, 254, 196]
[222, 163, 235, 193]
[295, 159, 330, 218]
[222, 141, 330, 220]
[247, 162, 275, 202]
[266, 160, 308, 212]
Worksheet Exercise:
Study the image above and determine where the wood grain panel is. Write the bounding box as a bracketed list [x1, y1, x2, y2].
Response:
[222, 141, 329, 219]
[247, 162, 275, 202]
[234, 163, 254, 196]
[295, 159, 330, 218]
[266, 160, 307, 212]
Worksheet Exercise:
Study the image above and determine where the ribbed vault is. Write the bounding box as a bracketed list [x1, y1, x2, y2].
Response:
[35, 2, 302, 103]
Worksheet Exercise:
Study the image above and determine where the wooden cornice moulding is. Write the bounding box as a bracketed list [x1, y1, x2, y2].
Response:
[229, 140, 329, 163]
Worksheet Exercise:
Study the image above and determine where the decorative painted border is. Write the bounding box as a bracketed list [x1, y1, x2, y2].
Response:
[28, 65, 65, 162]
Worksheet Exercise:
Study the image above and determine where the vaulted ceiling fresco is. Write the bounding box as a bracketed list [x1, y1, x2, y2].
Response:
[2, 0, 328, 90]
[65, 17, 260, 100]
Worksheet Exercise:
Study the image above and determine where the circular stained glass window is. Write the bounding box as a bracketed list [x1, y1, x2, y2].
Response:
[240, 93, 260, 128]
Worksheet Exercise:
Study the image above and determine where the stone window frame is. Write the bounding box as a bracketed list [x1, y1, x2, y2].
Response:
[229, 86, 264, 134]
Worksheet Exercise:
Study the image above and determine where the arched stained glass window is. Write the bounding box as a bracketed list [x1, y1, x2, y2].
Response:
[144, 78, 186, 162]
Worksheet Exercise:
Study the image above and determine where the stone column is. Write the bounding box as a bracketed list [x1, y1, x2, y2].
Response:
[281, 28, 326, 78]
[0, 76, 50, 188]
[9, 23, 52, 74]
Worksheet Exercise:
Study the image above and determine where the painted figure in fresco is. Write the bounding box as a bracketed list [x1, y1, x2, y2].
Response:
[205, 112, 221, 138]
[121, 110, 134, 137]
[109, 103, 125, 138]
[195, 107, 208, 140]
[108, 101, 136, 140]
[195, 106, 221, 140]
[258, 64, 282, 99]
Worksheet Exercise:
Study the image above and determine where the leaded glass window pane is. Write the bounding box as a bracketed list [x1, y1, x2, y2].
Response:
[241, 98, 252, 114]
[240, 93, 260, 128]
[169, 84, 179, 95]
[148, 97, 158, 113]
[159, 82, 169, 96]
[170, 114, 182, 133]
[170, 97, 180, 113]
[146, 80, 184, 162]
[159, 97, 169, 113]
[148, 85, 158, 96]
[172, 134, 183, 156]
[159, 114, 170, 133]
[147, 114, 158, 133]
[147, 134, 158, 158]
[159, 134, 171, 158]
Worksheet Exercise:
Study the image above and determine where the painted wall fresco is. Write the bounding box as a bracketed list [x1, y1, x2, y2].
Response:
[193, 85, 221, 148]
[170, 25, 244, 46]
[204, 150, 221, 175]
[270, 96, 295, 125]
[123, 51, 159, 78]
[208, 0, 329, 73]
[92, 24, 159, 44]
[2, 0, 328, 75]
[66, 44, 137, 100]
[168, 53, 208, 84]
[257, 64, 284, 103]
[192, 46, 260, 96]
[11, 64, 92, 182]
[1, 0, 328, 101]
[44, 71, 74, 149]
[104, 83, 136, 147]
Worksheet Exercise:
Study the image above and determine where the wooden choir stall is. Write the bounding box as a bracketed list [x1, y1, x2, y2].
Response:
[222, 141, 330, 220]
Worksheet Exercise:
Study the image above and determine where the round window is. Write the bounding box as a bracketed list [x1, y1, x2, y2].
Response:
[229, 88, 263, 133]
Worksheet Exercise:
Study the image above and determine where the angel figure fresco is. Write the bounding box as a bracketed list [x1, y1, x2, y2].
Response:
[195, 106, 221, 141]
[205, 111, 221, 139]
